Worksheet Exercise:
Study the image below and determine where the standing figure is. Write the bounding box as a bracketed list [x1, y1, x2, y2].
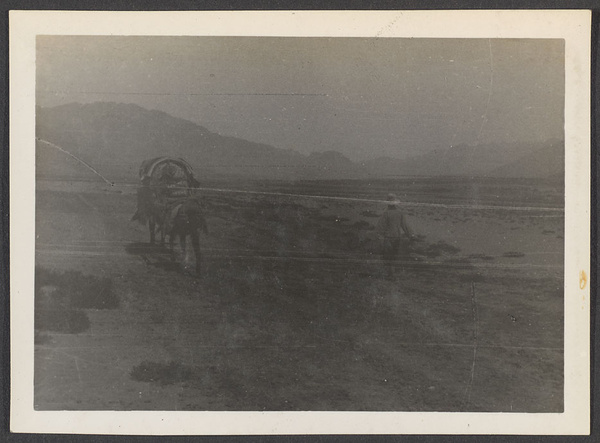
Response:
[376, 193, 415, 279]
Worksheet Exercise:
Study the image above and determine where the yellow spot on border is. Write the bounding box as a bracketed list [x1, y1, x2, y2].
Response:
[579, 270, 587, 290]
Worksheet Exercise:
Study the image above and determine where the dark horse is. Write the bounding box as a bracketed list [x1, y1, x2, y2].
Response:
[164, 198, 209, 274]
[131, 186, 168, 245]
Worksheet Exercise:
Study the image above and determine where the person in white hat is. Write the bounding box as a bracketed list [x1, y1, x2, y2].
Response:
[376, 193, 415, 279]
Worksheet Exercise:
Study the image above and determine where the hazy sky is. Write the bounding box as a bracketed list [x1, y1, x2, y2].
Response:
[36, 36, 564, 161]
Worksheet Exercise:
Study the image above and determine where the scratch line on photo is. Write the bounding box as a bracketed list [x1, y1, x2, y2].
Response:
[37, 138, 114, 186]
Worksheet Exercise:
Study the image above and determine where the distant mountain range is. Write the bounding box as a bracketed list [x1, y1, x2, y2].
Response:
[360, 140, 564, 179]
[36, 102, 564, 181]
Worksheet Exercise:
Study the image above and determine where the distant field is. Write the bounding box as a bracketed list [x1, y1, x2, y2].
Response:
[37, 175, 564, 206]
[248, 177, 564, 208]
[34, 176, 564, 411]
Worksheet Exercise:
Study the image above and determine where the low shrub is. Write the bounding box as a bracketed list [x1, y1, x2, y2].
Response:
[34, 267, 118, 334]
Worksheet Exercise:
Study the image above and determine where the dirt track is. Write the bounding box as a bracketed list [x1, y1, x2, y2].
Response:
[34, 179, 564, 412]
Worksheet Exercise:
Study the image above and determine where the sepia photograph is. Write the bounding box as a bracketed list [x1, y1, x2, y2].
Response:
[10, 10, 591, 435]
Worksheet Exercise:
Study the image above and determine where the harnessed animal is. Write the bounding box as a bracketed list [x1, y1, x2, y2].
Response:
[131, 157, 208, 273]
[164, 198, 209, 273]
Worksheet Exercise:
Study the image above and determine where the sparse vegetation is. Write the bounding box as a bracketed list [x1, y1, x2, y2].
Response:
[35, 267, 117, 334]
[35, 175, 565, 412]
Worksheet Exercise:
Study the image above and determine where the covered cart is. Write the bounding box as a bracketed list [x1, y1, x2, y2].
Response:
[132, 156, 200, 243]
[138, 156, 199, 200]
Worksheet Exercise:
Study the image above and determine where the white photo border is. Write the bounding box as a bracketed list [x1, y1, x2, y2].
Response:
[9, 9, 591, 435]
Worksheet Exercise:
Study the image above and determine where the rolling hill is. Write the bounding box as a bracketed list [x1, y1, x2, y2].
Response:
[36, 102, 306, 181]
[36, 102, 564, 181]
[361, 140, 564, 179]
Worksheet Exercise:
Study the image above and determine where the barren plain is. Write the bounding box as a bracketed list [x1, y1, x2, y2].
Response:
[34, 177, 564, 412]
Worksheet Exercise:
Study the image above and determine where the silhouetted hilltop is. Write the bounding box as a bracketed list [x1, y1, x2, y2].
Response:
[36, 102, 305, 180]
[36, 102, 564, 181]
[362, 140, 564, 179]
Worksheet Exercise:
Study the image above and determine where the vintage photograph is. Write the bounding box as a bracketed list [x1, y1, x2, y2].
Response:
[33, 34, 565, 411]
[10, 10, 590, 435]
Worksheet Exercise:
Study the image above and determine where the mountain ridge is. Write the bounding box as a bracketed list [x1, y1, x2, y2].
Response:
[36, 102, 564, 181]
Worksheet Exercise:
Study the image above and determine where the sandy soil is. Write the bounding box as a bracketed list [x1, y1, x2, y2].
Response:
[33, 178, 563, 412]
